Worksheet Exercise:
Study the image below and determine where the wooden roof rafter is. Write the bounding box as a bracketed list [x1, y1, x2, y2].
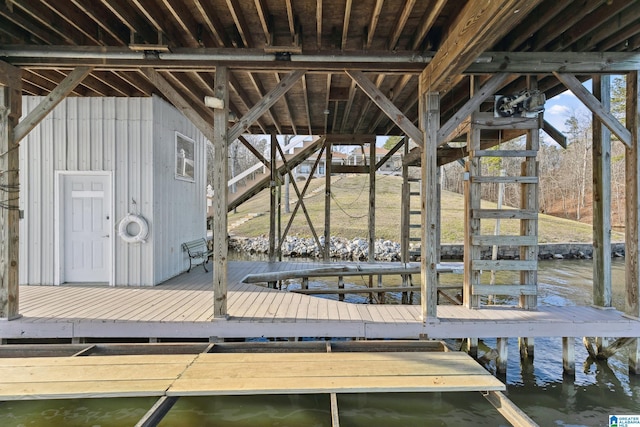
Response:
[39, 0, 107, 46]
[254, 0, 272, 47]
[341, 0, 353, 51]
[388, 0, 416, 51]
[410, 0, 447, 51]
[316, 0, 323, 49]
[99, 0, 158, 45]
[273, 72, 297, 135]
[367, 74, 412, 134]
[157, 0, 209, 48]
[191, 0, 230, 48]
[301, 74, 312, 135]
[226, 0, 254, 48]
[339, 80, 357, 133]
[69, 0, 128, 46]
[0, 2, 64, 45]
[364, 0, 385, 50]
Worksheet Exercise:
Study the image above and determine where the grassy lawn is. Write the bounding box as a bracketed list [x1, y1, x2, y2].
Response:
[227, 174, 624, 244]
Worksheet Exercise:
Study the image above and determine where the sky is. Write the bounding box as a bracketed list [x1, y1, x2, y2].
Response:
[544, 79, 592, 136]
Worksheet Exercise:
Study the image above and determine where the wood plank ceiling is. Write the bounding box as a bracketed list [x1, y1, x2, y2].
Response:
[1, 0, 639, 137]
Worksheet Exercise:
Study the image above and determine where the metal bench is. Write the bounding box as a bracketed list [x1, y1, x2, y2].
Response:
[181, 238, 213, 272]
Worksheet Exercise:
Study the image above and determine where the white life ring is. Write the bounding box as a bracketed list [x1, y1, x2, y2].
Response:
[118, 213, 149, 243]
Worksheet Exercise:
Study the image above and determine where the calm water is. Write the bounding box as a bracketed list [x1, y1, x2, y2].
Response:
[1, 259, 639, 426]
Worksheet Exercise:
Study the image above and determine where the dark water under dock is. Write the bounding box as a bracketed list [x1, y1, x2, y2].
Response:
[0, 259, 638, 426]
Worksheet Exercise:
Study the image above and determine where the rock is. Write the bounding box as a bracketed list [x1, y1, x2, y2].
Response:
[553, 253, 564, 259]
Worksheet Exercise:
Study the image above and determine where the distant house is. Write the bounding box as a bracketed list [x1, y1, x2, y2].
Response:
[347, 146, 401, 175]
[19, 95, 207, 287]
[294, 150, 348, 180]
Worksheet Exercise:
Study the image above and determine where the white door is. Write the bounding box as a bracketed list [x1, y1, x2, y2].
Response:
[62, 174, 111, 283]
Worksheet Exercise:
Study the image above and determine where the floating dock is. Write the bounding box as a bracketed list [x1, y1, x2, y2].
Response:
[0, 341, 536, 427]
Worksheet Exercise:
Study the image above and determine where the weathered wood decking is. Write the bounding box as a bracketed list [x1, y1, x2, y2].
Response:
[2, 261, 638, 341]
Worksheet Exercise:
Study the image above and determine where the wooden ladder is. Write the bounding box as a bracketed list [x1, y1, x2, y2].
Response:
[463, 112, 540, 309]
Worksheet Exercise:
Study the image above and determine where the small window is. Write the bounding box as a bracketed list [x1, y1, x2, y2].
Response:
[175, 133, 195, 182]
[300, 164, 310, 174]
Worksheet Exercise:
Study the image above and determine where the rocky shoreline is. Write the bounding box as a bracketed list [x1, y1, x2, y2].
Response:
[229, 236, 626, 261]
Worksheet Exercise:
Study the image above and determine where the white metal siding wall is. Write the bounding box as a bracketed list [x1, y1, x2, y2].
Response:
[19, 96, 154, 286]
[151, 95, 207, 284]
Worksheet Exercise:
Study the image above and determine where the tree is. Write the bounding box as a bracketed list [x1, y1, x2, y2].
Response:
[383, 135, 403, 150]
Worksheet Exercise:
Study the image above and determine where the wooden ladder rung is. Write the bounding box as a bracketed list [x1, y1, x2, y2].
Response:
[470, 150, 537, 158]
[471, 176, 538, 184]
[471, 235, 538, 246]
[409, 237, 421, 242]
[472, 209, 537, 220]
[471, 260, 537, 271]
[471, 284, 537, 296]
[409, 210, 421, 215]
[409, 191, 420, 196]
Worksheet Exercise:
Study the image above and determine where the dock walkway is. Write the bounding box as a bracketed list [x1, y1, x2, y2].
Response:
[2, 261, 638, 341]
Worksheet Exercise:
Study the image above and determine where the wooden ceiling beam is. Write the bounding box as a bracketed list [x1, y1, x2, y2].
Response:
[353, 74, 383, 133]
[14, 66, 93, 144]
[228, 69, 305, 142]
[591, 6, 640, 50]
[554, 71, 631, 148]
[316, 0, 323, 49]
[159, 71, 214, 121]
[347, 70, 422, 144]
[228, 74, 268, 134]
[26, 70, 84, 97]
[99, 0, 157, 45]
[285, 0, 296, 42]
[410, 0, 447, 50]
[94, 70, 143, 97]
[505, 0, 567, 51]
[388, 0, 416, 51]
[529, 0, 603, 51]
[367, 74, 412, 133]
[159, 0, 208, 47]
[341, 0, 352, 51]
[40, 0, 105, 46]
[274, 72, 297, 135]
[420, 0, 541, 94]
[339, 80, 357, 133]
[301, 74, 312, 135]
[365, 0, 385, 50]
[192, 0, 230, 47]
[141, 68, 215, 142]
[113, 70, 156, 96]
[0, 16, 32, 44]
[226, 0, 254, 48]
[70, 0, 127, 46]
[8, 1, 79, 45]
[547, 1, 634, 52]
[247, 73, 282, 134]
[0, 2, 63, 45]
[254, 0, 272, 46]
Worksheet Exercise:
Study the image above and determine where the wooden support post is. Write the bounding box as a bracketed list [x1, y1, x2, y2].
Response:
[338, 276, 344, 302]
[269, 132, 277, 262]
[562, 337, 575, 375]
[0, 62, 21, 321]
[420, 91, 440, 321]
[627, 71, 640, 374]
[593, 75, 612, 308]
[464, 78, 481, 309]
[520, 77, 539, 310]
[368, 141, 375, 263]
[519, 337, 534, 361]
[212, 66, 229, 319]
[496, 337, 508, 374]
[467, 338, 478, 359]
[324, 140, 332, 260]
[631, 339, 640, 375]
[401, 138, 410, 264]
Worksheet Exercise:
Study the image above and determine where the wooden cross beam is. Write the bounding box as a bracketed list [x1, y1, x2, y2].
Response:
[420, 0, 541, 94]
[346, 70, 423, 145]
[228, 69, 305, 142]
[141, 68, 215, 142]
[554, 72, 631, 148]
[13, 66, 93, 144]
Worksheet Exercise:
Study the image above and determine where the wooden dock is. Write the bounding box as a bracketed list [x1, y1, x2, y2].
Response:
[0, 341, 538, 427]
[2, 261, 638, 342]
